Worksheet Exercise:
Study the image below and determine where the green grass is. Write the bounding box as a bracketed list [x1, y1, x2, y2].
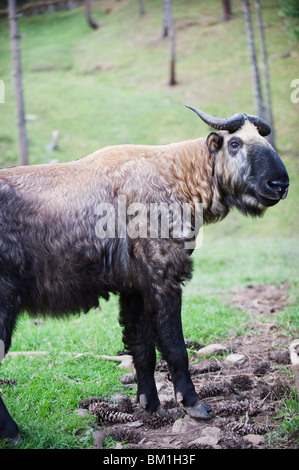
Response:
[0, 299, 127, 448]
[0, 0, 298, 448]
[267, 390, 299, 447]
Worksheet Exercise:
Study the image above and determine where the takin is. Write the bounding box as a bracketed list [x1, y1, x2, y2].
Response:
[0, 106, 289, 442]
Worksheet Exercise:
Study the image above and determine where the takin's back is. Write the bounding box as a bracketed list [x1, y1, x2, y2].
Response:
[0, 140, 206, 317]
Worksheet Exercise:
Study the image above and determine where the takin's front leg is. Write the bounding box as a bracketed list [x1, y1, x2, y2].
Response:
[150, 282, 212, 420]
[119, 292, 161, 413]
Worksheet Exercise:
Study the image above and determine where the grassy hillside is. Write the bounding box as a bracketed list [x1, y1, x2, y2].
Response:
[0, 0, 298, 236]
[0, 0, 298, 448]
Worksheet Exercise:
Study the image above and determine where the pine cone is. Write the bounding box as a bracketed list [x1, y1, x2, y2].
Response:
[230, 375, 253, 391]
[0, 378, 16, 385]
[185, 442, 214, 449]
[89, 401, 135, 424]
[253, 361, 271, 377]
[215, 400, 259, 417]
[109, 426, 142, 444]
[259, 381, 291, 401]
[79, 396, 109, 409]
[189, 359, 222, 376]
[220, 432, 253, 449]
[197, 382, 231, 399]
[215, 400, 249, 417]
[226, 421, 271, 435]
[135, 408, 178, 429]
[117, 397, 134, 414]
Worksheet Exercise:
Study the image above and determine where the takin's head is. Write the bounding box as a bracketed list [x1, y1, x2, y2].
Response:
[187, 106, 289, 217]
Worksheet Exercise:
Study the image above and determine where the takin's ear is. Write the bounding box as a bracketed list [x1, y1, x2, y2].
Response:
[206, 132, 223, 154]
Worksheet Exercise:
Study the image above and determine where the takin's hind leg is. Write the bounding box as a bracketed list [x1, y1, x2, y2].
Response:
[119, 292, 161, 413]
[0, 284, 21, 442]
[0, 396, 20, 443]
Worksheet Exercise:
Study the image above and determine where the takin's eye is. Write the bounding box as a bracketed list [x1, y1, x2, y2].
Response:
[228, 138, 243, 154]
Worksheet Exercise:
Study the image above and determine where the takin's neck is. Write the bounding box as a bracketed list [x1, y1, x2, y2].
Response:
[82, 139, 230, 223]
[163, 138, 230, 224]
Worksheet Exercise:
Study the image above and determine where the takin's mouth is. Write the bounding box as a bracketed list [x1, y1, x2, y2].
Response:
[256, 190, 288, 207]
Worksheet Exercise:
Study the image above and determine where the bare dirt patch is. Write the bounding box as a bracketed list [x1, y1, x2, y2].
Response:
[227, 281, 291, 317]
[79, 282, 298, 449]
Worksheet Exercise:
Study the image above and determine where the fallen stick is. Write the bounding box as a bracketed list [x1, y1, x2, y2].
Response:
[100, 354, 135, 373]
[7, 351, 49, 357]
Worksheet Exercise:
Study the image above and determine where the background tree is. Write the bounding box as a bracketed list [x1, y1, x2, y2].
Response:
[222, 0, 232, 21]
[8, 0, 28, 165]
[84, 0, 99, 30]
[255, 0, 275, 147]
[161, 0, 169, 38]
[138, 0, 145, 17]
[163, 0, 177, 86]
[242, 0, 266, 120]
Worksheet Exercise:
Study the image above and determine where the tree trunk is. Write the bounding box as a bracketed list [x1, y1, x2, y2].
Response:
[222, 0, 232, 21]
[161, 0, 168, 38]
[84, 0, 99, 30]
[255, 0, 276, 147]
[138, 0, 145, 16]
[242, 0, 266, 120]
[8, 0, 28, 166]
[163, 0, 177, 86]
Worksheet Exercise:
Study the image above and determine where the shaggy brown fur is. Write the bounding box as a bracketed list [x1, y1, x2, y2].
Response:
[0, 118, 289, 441]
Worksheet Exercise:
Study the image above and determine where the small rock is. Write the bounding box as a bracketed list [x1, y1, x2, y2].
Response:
[74, 408, 89, 416]
[172, 415, 201, 434]
[93, 429, 108, 449]
[144, 440, 155, 448]
[201, 426, 222, 439]
[155, 374, 167, 392]
[114, 442, 123, 449]
[196, 344, 228, 357]
[120, 374, 136, 384]
[110, 393, 127, 402]
[225, 353, 247, 365]
[243, 434, 265, 446]
[188, 435, 220, 447]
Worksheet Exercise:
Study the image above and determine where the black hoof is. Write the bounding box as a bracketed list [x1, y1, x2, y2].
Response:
[155, 405, 168, 416]
[184, 401, 212, 420]
[138, 393, 161, 413]
[6, 433, 22, 446]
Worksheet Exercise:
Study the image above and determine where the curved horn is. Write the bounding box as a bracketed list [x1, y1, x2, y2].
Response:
[244, 114, 271, 136]
[186, 105, 245, 133]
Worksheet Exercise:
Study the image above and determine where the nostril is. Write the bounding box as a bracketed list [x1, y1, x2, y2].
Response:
[267, 180, 289, 192]
[267, 180, 280, 190]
